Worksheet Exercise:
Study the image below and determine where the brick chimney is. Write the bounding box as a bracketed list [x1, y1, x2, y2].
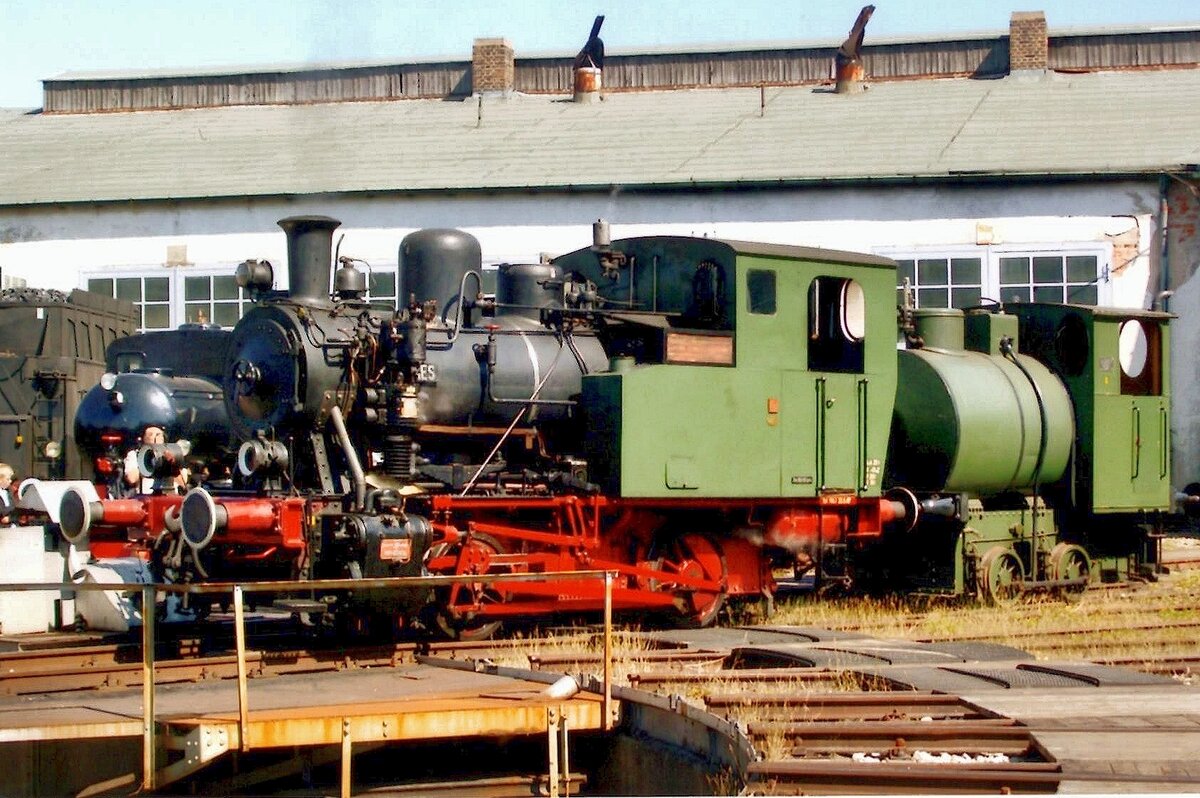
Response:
[472, 38, 515, 94]
[1009, 11, 1048, 72]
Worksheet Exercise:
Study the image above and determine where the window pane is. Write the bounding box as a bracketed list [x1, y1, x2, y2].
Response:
[145, 277, 169, 302]
[213, 275, 240, 300]
[917, 287, 949, 308]
[1067, 256, 1097, 283]
[184, 303, 209, 323]
[895, 260, 915, 286]
[115, 277, 142, 301]
[143, 304, 170, 329]
[950, 258, 981, 284]
[917, 259, 948, 285]
[1033, 285, 1063, 303]
[214, 302, 241, 327]
[369, 271, 396, 298]
[88, 278, 113, 296]
[1000, 257, 1029, 284]
[1003, 286, 1031, 303]
[746, 269, 776, 314]
[951, 287, 982, 308]
[1033, 256, 1064, 284]
[1068, 284, 1098, 305]
[184, 276, 211, 301]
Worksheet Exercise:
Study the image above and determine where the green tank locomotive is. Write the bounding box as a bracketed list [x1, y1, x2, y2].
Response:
[558, 234, 1170, 604]
[876, 304, 1170, 599]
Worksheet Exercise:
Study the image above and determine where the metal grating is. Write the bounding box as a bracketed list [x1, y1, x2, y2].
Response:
[1020, 662, 1177, 687]
[943, 665, 1091, 689]
[920, 641, 1036, 662]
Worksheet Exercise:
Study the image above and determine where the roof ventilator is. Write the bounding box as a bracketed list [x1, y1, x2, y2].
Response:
[573, 15, 605, 103]
[834, 5, 874, 94]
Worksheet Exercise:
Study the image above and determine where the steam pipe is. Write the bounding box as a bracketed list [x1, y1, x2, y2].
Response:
[1000, 336, 1048, 581]
[1159, 174, 1171, 313]
[329, 405, 366, 511]
[426, 270, 485, 350]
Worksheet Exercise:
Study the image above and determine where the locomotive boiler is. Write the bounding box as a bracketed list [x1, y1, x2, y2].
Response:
[62, 215, 1173, 637]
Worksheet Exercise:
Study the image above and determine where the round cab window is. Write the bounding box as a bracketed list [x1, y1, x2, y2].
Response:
[1118, 319, 1148, 378]
[840, 280, 866, 342]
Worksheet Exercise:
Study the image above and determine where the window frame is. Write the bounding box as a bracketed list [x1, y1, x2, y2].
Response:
[879, 242, 1112, 310]
[81, 262, 401, 331]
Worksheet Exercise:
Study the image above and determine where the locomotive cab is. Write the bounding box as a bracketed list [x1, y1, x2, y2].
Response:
[554, 237, 898, 500]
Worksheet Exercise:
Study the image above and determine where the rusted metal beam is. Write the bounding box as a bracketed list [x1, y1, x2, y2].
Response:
[162, 697, 604, 750]
[746, 759, 1062, 794]
[603, 570, 613, 731]
[234, 585, 250, 753]
[141, 584, 156, 792]
[628, 668, 842, 687]
[341, 718, 352, 798]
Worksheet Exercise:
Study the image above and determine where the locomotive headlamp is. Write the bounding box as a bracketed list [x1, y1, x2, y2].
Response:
[99, 373, 117, 391]
[235, 259, 274, 291]
[43, 441, 62, 460]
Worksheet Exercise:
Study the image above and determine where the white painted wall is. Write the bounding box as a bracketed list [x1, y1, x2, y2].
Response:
[0, 181, 1160, 304]
[1171, 268, 1200, 491]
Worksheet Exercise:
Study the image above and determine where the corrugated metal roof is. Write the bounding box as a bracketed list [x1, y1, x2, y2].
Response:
[1, 69, 1197, 207]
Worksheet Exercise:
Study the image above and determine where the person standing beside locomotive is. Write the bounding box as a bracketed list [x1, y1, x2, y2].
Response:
[0, 463, 15, 525]
[124, 426, 188, 495]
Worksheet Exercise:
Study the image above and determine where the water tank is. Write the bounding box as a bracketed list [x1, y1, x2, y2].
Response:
[887, 348, 1074, 494]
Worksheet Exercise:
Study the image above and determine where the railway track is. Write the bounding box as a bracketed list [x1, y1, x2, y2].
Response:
[1, 566, 1196, 794]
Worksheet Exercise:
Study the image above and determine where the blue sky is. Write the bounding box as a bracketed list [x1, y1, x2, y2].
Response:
[2, 0, 1198, 107]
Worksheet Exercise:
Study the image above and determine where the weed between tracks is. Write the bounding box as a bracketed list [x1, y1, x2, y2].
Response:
[465, 568, 1199, 702]
[769, 568, 1200, 662]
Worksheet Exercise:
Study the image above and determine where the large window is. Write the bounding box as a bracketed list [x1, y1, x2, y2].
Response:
[895, 257, 982, 309]
[888, 246, 1108, 309]
[84, 262, 400, 332]
[87, 276, 172, 330]
[998, 254, 1099, 305]
[184, 274, 252, 326]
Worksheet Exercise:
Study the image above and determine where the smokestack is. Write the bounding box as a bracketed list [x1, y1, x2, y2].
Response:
[1009, 11, 1048, 73]
[573, 15, 605, 103]
[835, 5, 875, 94]
[278, 215, 341, 304]
[472, 38, 515, 94]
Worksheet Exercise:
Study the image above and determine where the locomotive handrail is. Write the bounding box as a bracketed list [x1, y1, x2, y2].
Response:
[0, 568, 618, 793]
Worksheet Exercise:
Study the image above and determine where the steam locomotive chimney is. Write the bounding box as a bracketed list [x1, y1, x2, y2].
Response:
[278, 215, 341, 304]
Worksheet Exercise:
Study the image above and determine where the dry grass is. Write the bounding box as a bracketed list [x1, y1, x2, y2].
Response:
[470, 566, 1200, 697]
[768, 568, 1200, 661]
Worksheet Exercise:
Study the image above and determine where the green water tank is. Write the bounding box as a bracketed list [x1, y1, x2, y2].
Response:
[889, 347, 1074, 494]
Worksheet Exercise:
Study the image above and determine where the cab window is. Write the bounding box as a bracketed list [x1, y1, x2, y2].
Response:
[808, 276, 865, 373]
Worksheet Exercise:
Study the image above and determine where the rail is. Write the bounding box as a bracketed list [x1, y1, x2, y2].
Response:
[0, 569, 619, 794]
